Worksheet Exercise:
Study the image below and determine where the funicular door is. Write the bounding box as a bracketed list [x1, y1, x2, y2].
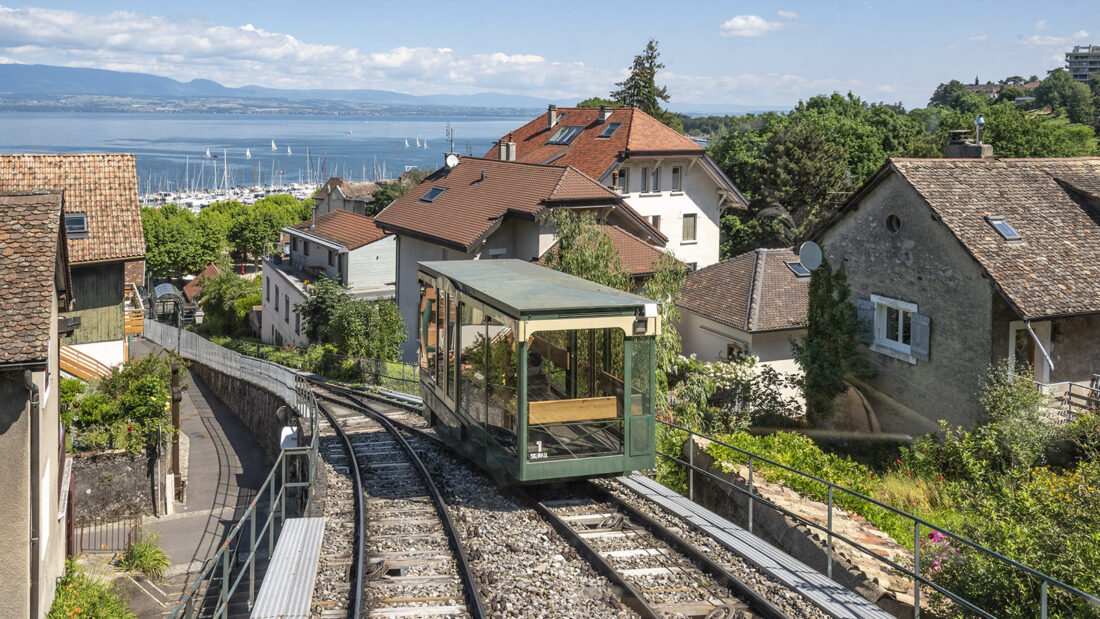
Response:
[628, 336, 655, 457]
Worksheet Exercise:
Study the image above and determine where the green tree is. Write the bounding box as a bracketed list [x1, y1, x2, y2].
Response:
[540, 210, 631, 290]
[791, 257, 868, 424]
[196, 273, 261, 336]
[610, 39, 682, 132]
[295, 275, 350, 344]
[996, 86, 1025, 103]
[141, 204, 208, 278]
[642, 251, 686, 403]
[1004, 75, 1025, 86]
[929, 80, 968, 107]
[761, 120, 849, 228]
[329, 298, 407, 360]
[1035, 69, 1096, 123]
[576, 97, 618, 109]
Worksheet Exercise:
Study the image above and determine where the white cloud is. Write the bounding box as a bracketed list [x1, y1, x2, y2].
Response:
[1035, 19, 1047, 30]
[777, 10, 799, 19]
[719, 15, 785, 38]
[968, 35, 989, 42]
[1021, 30, 1089, 47]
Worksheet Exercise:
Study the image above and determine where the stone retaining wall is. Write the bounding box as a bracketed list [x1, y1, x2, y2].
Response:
[189, 361, 296, 459]
[687, 436, 917, 617]
[71, 450, 153, 520]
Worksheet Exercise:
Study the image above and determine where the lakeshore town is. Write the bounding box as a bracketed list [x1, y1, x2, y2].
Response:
[2, 15, 1100, 619]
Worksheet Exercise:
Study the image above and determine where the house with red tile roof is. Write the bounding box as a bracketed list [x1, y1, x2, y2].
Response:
[0, 153, 145, 367]
[374, 156, 669, 361]
[486, 105, 747, 270]
[313, 176, 380, 217]
[262, 209, 394, 346]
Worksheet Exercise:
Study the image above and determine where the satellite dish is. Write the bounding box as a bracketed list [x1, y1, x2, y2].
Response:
[444, 154, 460, 169]
[798, 241, 823, 271]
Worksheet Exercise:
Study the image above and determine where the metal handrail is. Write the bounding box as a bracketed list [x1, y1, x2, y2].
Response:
[231, 340, 420, 397]
[169, 377, 319, 619]
[658, 420, 1100, 618]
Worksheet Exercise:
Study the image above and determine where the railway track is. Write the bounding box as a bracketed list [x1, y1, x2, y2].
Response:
[308, 381, 825, 618]
[312, 380, 486, 619]
[529, 483, 788, 619]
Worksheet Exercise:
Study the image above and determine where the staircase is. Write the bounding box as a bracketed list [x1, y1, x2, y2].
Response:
[60, 343, 112, 381]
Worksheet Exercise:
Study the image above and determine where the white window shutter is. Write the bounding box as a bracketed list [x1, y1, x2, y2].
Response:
[911, 312, 931, 361]
[856, 299, 874, 344]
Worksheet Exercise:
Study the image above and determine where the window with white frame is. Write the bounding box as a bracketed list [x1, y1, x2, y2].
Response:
[641, 167, 649, 193]
[617, 168, 629, 193]
[651, 168, 660, 192]
[671, 166, 682, 191]
[682, 213, 697, 243]
[865, 294, 931, 363]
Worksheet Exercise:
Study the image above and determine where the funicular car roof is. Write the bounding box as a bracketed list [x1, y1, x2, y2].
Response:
[418, 259, 651, 318]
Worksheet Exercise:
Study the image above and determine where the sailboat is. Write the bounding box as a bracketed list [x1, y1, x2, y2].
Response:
[404, 138, 410, 148]
[415, 137, 421, 148]
[287, 145, 292, 155]
[245, 148, 252, 159]
[271, 139, 277, 152]
[424, 140, 428, 149]
[205, 147, 211, 158]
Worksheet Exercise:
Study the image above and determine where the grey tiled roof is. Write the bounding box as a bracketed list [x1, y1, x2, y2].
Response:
[678, 248, 808, 332]
[0, 191, 66, 364]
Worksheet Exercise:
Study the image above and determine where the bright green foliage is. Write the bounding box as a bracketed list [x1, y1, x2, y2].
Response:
[540, 210, 631, 291]
[49, 559, 136, 619]
[576, 97, 618, 109]
[197, 272, 261, 336]
[295, 275, 350, 344]
[1036, 69, 1097, 124]
[761, 120, 849, 228]
[329, 298, 407, 361]
[642, 251, 686, 387]
[791, 257, 868, 424]
[71, 354, 174, 455]
[609, 39, 682, 132]
[141, 204, 209, 278]
[718, 210, 791, 259]
[668, 354, 801, 434]
[59, 377, 85, 429]
[117, 528, 171, 580]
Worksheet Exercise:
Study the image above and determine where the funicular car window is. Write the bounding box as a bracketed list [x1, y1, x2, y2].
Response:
[419, 283, 437, 382]
[485, 314, 518, 456]
[525, 327, 625, 461]
[458, 302, 488, 425]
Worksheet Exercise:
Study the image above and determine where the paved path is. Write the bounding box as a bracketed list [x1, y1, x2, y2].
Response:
[122, 338, 273, 617]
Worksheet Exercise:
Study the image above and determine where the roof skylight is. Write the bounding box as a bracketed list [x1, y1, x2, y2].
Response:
[986, 216, 1021, 241]
[785, 261, 811, 278]
[419, 187, 447, 203]
[548, 125, 584, 145]
[598, 122, 622, 138]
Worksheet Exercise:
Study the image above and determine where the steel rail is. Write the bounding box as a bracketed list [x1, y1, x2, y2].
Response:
[311, 380, 488, 619]
[588, 483, 790, 619]
[315, 399, 365, 619]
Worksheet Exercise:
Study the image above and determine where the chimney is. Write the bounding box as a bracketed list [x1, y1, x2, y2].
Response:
[944, 122, 993, 159]
[547, 104, 558, 130]
[598, 106, 612, 123]
[499, 140, 516, 161]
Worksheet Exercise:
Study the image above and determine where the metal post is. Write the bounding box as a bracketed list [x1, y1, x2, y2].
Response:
[249, 507, 256, 608]
[1040, 581, 1048, 619]
[688, 433, 694, 502]
[268, 466, 276, 556]
[220, 542, 230, 611]
[913, 522, 921, 619]
[280, 455, 287, 522]
[747, 456, 754, 534]
[827, 486, 834, 580]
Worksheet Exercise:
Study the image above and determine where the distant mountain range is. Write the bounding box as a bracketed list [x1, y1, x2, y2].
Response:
[0, 63, 784, 116]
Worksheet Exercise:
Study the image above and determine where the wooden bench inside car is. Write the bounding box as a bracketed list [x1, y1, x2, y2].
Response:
[528, 396, 618, 425]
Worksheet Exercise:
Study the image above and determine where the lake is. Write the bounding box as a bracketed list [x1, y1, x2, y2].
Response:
[0, 112, 526, 191]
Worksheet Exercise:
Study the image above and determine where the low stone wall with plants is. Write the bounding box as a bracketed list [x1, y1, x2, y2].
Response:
[71, 450, 154, 520]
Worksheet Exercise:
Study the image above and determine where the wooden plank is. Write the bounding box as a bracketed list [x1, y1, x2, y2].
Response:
[529, 395, 617, 424]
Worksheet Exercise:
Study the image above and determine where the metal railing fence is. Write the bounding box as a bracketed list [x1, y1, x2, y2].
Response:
[169, 376, 319, 619]
[144, 319, 299, 404]
[74, 515, 143, 554]
[658, 420, 1100, 618]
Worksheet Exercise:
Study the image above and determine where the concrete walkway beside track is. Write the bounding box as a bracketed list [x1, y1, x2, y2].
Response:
[120, 338, 272, 617]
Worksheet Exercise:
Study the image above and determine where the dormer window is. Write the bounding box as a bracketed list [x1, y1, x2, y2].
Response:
[65, 213, 87, 234]
[598, 122, 622, 138]
[986, 216, 1021, 241]
[785, 261, 811, 278]
[420, 187, 446, 203]
[547, 126, 584, 145]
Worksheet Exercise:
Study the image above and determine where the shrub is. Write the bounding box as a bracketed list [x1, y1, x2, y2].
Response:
[48, 559, 136, 619]
[117, 528, 171, 580]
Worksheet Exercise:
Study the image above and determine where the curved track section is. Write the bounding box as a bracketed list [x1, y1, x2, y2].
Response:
[312, 381, 487, 619]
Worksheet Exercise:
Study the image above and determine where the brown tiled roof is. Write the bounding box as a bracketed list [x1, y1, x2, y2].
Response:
[0, 153, 144, 264]
[315, 177, 349, 198]
[678, 248, 808, 332]
[183, 262, 223, 300]
[484, 107, 702, 180]
[290, 210, 388, 250]
[375, 157, 635, 252]
[540, 225, 668, 277]
[0, 191, 68, 364]
[342, 182, 379, 199]
[885, 158, 1100, 319]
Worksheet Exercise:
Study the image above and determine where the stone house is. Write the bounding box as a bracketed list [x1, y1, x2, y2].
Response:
[486, 105, 747, 270]
[374, 156, 667, 361]
[677, 248, 809, 365]
[0, 154, 146, 368]
[810, 156, 1100, 429]
[0, 191, 74, 618]
[261, 209, 395, 347]
[313, 176, 379, 216]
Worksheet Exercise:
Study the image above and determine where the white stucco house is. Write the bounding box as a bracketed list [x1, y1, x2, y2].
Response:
[261, 209, 395, 347]
[485, 105, 748, 270]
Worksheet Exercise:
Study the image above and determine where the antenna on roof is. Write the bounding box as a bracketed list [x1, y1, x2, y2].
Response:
[445, 122, 455, 153]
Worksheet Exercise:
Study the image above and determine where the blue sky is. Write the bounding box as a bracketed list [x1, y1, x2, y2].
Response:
[0, 1, 1090, 110]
